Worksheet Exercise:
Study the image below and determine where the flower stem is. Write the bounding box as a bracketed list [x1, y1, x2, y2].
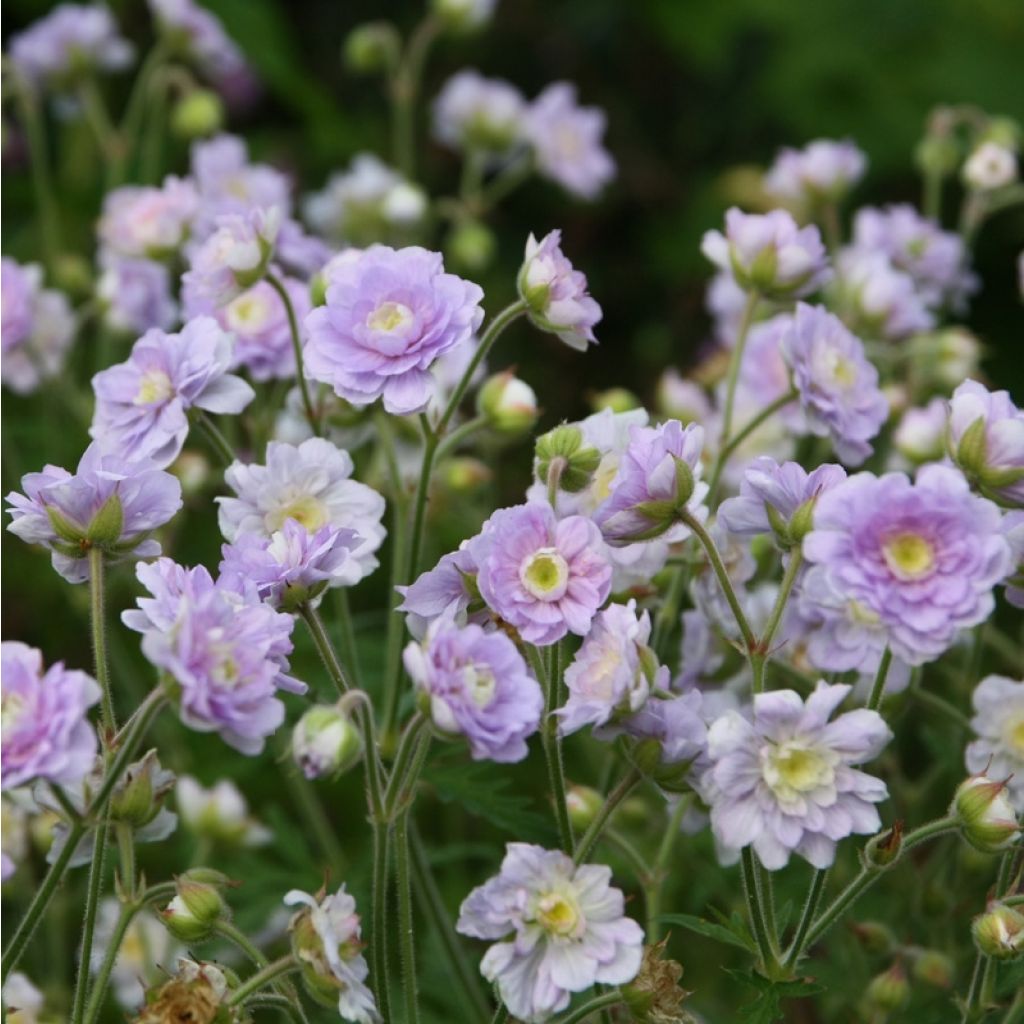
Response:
[741, 847, 780, 975]
[192, 410, 237, 465]
[394, 808, 421, 1024]
[383, 713, 428, 817]
[390, 16, 439, 180]
[12, 74, 60, 272]
[372, 821, 393, 1023]
[783, 868, 828, 967]
[88, 547, 116, 735]
[645, 795, 692, 942]
[70, 816, 109, 1024]
[215, 920, 269, 966]
[82, 896, 137, 1024]
[433, 414, 488, 462]
[528, 645, 574, 853]
[651, 554, 690, 657]
[574, 768, 642, 865]
[266, 271, 319, 436]
[718, 291, 760, 453]
[553, 990, 623, 1024]
[866, 647, 893, 711]
[226, 957, 300, 1007]
[751, 547, 803, 694]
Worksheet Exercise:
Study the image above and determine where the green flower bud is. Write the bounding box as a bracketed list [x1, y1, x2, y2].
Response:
[981, 116, 1021, 151]
[477, 371, 539, 435]
[535, 425, 601, 494]
[972, 902, 1024, 961]
[110, 750, 175, 829]
[952, 775, 1022, 853]
[864, 963, 910, 1013]
[952, 416, 988, 479]
[170, 89, 225, 140]
[861, 821, 904, 870]
[589, 388, 640, 414]
[53, 253, 93, 299]
[431, 0, 494, 33]
[565, 785, 604, 831]
[161, 881, 226, 942]
[440, 457, 492, 492]
[911, 950, 954, 989]
[446, 219, 497, 273]
[85, 493, 125, 547]
[914, 135, 961, 178]
[292, 703, 364, 780]
[851, 920, 897, 955]
[343, 22, 400, 75]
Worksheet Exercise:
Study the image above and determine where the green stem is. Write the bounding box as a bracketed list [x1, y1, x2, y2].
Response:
[651, 556, 689, 657]
[372, 822, 392, 1023]
[390, 16, 439, 180]
[82, 897, 138, 1024]
[682, 511, 757, 656]
[301, 604, 351, 695]
[115, 43, 167, 185]
[283, 767, 346, 879]
[784, 868, 828, 967]
[267, 272, 319, 436]
[909, 684, 971, 729]
[384, 716, 430, 818]
[645, 796, 692, 942]
[12, 75, 60, 271]
[434, 414, 488, 461]
[192, 410, 237, 465]
[88, 547, 116, 735]
[477, 153, 535, 212]
[394, 809, 420, 1024]
[751, 547, 803, 694]
[77, 76, 122, 182]
[574, 769, 642, 865]
[867, 648, 893, 711]
[115, 822, 136, 898]
[718, 291, 760, 454]
[215, 920, 269, 967]
[405, 415, 440, 590]
[333, 589, 364, 692]
[528, 646, 573, 853]
[553, 990, 623, 1024]
[70, 817, 109, 1024]
[226, 957, 300, 1007]
[741, 847, 779, 974]
[923, 167, 944, 222]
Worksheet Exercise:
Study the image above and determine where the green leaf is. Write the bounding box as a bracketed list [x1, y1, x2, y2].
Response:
[659, 912, 758, 952]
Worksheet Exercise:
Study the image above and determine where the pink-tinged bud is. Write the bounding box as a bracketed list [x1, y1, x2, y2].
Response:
[565, 785, 603, 831]
[864, 963, 910, 1013]
[972, 902, 1024, 961]
[952, 775, 1022, 853]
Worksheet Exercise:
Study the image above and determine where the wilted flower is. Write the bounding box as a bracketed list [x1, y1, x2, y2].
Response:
[183, 206, 281, 308]
[97, 254, 178, 335]
[525, 82, 615, 200]
[8, 4, 133, 91]
[1, 258, 76, 395]
[134, 958, 233, 1024]
[594, 420, 708, 544]
[304, 245, 484, 415]
[834, 248, 934, 341]
[1, 642, 99, 791]
[286, 885, 381, 1023]
[6, 443, 183, 583]
[962, 141, 1018, 191]
[218, 438, 386, 584]
[432, 70, 526, 159]
[952, 774, 1021, 853]
[518, 230, 602, 350]
[705, 681, 891, 869]
[470, 502, 612, 646]
[404, 616, 543, 762]
[965, 676, 1024, 813]
[456, 843, 644, 1023]
[803, 465, 1012, 665]
[219, 518, 364, 609]
[764, 138, 867, 206]
[701, 208, 830, 298]
[947, 378, 1024, 507]
[90, 316, 254, 467]
[98, 177, 199, 259]
[780, 302, 888, 465]
[292, 702, 363, 779]
[556, 600, 665, 735]
[175, 775, 271, 846]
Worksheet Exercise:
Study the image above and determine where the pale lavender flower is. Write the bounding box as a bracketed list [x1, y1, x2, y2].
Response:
[148, 0, 249, 92]
[304, 245, 484, 415]
[8, 4, 133, 90]
[470, 502, 611, 646]
[604, 689, 708, 774]
[97, 253, 178, 334]
[834, 249, 934, 341]
[404, 616, 543, 762]
[397, 546, 483, 638]
[184, 275, 310, 381]
[1001, 510, 1024, 609]
[655, 369, 713, 424]
[803, 465, 1013, 665]
[91, 316, 253, 467]
[432, 70, 526, 159]
[966, 676, 1024, 812]
[947, 379, 1024, 507]
[1, 258, 75, 395]
[706, 270, 749, 345]
[457, 843, 644, 1023]
[524, 83, 615, 200]
[852, 204, 977, 310]
[275, 219, 334, 279]
[6, 444, 183, 583]
[701, 208, 830, 298]
[594, 420, 708, 544]
[780, 302, 888, 466]
[556, 600, 666, 735]
[131, 559, 303, 754]
[764, 139, 867, 205]
[218, 438, 386, 584]
[284, 886, 380, 1024]
[518, 230, 601, 351]
[733, 313, 803, 430]
[182, 206, 281, 308]
[98, 177, 198, 259]
[892, 398, 948, 464]
[1, 642, 100, 791]
[219, 519, 364, 609]
[705, 681, 891, 869]
[303, 155, 426, 244]
[719, 457, 846, 544]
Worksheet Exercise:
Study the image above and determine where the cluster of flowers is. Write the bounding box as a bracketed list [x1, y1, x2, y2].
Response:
[3, 0, 1024, 1022]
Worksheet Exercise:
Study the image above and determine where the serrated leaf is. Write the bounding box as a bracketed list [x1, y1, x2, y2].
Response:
[660, 913, 758, 952]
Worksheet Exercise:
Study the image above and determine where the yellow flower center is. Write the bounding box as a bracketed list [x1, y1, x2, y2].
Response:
[267, 496, 329, 533]
[590, 454, 619, 505]
[462, 663, 497, 709]
[883, 532, 935, 580]
[848, 600, 881, 626]
[1005, 715, 1024, 757]
[134, 369, 174, 406]
[367, 301, 413, 333]
[536, 891, 581, 937]
[520, 548, 570, 600]
[1, 692, 27, 732]
[762, 741, 835, 801]
[226, 290, 273, 333]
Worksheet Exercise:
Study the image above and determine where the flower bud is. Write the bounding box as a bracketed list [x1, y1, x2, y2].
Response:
[952, 775, 1022, 853]
[135, 958, 235, 1024]
[864, 963, 910, 1013]
[851, 920, 897, 955]
[53, 253, 94, 299]
[110, 750, 175, 829]
[477, 372, 539, 435]
[292, 703, 363, 780]
[84, 493, 124, 547]
[161, 880, 226, 942]
[914, 135, 961, 178]
[445, 219, 497, 273]
[565, 785, 604, 831]
[621, 939, 695, 1024]
[589, 388, 640, 414]
[431, 0, 495, 33]
[170, 89, 225, 140]
[342, 22, 400, 75]
[972, 902, 1024, 960]
[439, 457, 492, 492]
[535, 425, 601, 494]
[962, 141, 1018, 192]
[861, 821, 904, 870]
[912, 950, 954, 989]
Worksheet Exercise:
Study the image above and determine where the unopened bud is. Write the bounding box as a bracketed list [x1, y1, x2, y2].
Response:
[440, 457, 492, 492]
[477, 372, 539, 435]
[952, 775, 1022, 853]
[851, 920, 897, 955]
[53, 253, 93, 299]
[110, 750, 175, 829]
[431, 0, 495, 33]
[161, 880, 226, 942]
[914, 135, 960, 178]
[590, 388, 640, 414]
[535, 425, 601, 494]
[912, 950, 954, 989]
[864, 963, 910, 1013]
[342, 22, 400, 75]
[862, 821, 904, 869]
[170, 89, 224, 139]
[972, 902, 1024, 961]
[446, 220, 496, 272]
[292, 703, 363, 780]
[565, 785, 603, 831]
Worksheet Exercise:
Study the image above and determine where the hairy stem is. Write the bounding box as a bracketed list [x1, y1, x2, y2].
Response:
[88, 547, 116, 734]
[574, 769, 642, 865]
[266, 271, 319, 435]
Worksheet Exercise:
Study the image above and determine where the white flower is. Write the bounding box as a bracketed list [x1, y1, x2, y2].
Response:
[966, 676, 1024, 813]
[2, 973, 44, 1024]
[175, 775, 271, 846]
[963, 142, 1018, 191]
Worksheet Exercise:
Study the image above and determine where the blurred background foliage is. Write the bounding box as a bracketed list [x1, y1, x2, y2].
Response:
[2, 1, 1024, 1021]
